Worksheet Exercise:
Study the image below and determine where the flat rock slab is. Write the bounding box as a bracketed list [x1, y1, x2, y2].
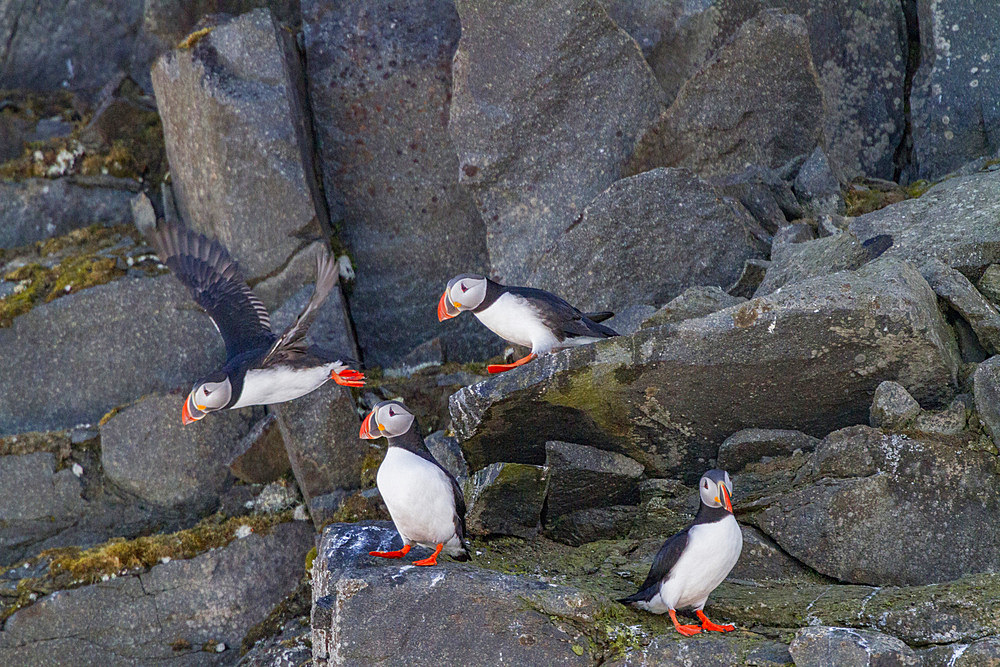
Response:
[451, 258, 959, 482]
[921, 258, 1000, 353]
[617, 634, 792, 667]
[789, 626, 918, 667]
[449, 0, 665, 285]
[0, 521, 313, 666]
[311, 521, 595, 666]
[0, 275, 223, 435]
[717, 428, 819, 473]
[544, 440, 642, 518]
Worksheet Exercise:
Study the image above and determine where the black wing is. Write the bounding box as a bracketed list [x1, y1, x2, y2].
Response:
[584, 311, 614, 323]
[508, 286, 619, 340]
[618, 529, 690, 604]
[259, 250, 339, 368]
[150, 222, 274, 360]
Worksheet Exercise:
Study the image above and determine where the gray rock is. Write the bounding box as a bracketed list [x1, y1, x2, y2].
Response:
[870, 381, 922, 431]
[627, 11, 824, 179]
[448, 0, 665, 285]
[152, 9, 328, 285]
[452, 259, 959, 481]
[794, 147, 845, 216]
[772, 223, 818, 250]
[0, 275, 223, 435]
[717, 429, 819, 473]
[311, 521, 595, 666]
[731, 525, 815, 583]
[727, 258, 772, 299]
[274, 388, 365, 528]
[929, 637, 1000, 666]
[143, 0, 301, 45]
[910, 399, 968, 437]
[229, 414, 291, 485]
[425, 430, 469, 484]
[618, 634, 792, 667]
[301, 0, 494, 366]
[642, 285, 747, 329]
[910, 0, 1000, 179]
[850, 170, 1000, 277]
[100, 393, 253, 510]
[604, 305, 658, 336]
[789, 626, 919, 666]
[0, 178, 138, 249]
[546, 505, 636, 546]
[979, 264, 1000, 306]
[605, 0, 907, 180]
[709, 164, 802, 233]
[527, 168, 765, 313]
[0, 521, 312, 666]
[751, 425, 1000, 586]
[974, 356, 1000, 446]
[465, 463, 549, 539]
[544, 441, 643, 519]
[0, 453, 84, 522]
[921, 258, 1000, 353]
[756, 229, 887, 296]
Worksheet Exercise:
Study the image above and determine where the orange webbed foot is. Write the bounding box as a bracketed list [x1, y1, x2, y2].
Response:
[696, 610, 735, 633]
[669, 609, 702, 636]
[412, 543, 443, 566]
[333, 368, 365, 387]
[369, 544, 411, 559]
[487, 353, 537, 374]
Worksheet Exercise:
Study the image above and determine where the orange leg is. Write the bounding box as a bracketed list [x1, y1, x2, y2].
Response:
[413, 543, 443, 566]
[487, 353, 537, 374]
[696, 609, 735, 633]
[369, 544, 411, 559]
[669, 609, 702, 637]
[332, 368, 365, 387]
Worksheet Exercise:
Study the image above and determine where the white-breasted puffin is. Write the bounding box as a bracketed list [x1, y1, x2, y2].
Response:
[437, 274, 619, 373]
[619, 469, 742, 636]
[359, 400, 469, 566]
[150, 223, 365, 424]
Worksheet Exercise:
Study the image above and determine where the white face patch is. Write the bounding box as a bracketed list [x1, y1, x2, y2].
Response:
[699, 473, 733, 509]
[196, 378, 232, 410]
[376, 402, 415, 437]
[449, 276, 487, 311]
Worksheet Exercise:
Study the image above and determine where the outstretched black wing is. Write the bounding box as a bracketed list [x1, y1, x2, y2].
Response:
[150, 222, 274, 360]
[508, 286, 619, 340]
[618, 529, 690, 604]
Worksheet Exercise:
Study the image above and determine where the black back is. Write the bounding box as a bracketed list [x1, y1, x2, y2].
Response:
[477, 279, 619, 341]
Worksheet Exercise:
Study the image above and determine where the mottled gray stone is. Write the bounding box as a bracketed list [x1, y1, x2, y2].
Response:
[921, 258, 1000, 354]
[464, 463, 549, 539]
[717, 429, 819, 472]
[709, 164, 802, 233]
[618, 634, 792, 667]
[755, 229, 887, 296]
[642, 285, 747, 329]
[229, 414, 291, 485]
[544, 441, 643, 518]
[794, 147, 845, 216]
[143, 0, 301, 45]
[789, 626, 919, 666]
[0, 453, 83, 522]
[974, 356, 1000, 446]
[425, 430, 469, 484]
[869, 381, 921, 431]
[978, 264, 1000, 306]
[604, 304, 658, 336]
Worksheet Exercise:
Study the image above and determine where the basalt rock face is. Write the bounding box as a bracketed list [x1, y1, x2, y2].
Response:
[451, 258, 959, 482]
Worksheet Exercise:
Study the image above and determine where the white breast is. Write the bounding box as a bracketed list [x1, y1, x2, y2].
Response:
[473, 292, 560, 354]
[229, 363, 336, 409]
[377, 448, 459, 549]
[656, 515, 743, 612]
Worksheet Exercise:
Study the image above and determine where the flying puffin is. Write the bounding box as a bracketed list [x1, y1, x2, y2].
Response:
[437, 274, 619, 373]
[149, 223, 364, 424]
[619, 469, 742, 636]
[360, 400, 469, 566]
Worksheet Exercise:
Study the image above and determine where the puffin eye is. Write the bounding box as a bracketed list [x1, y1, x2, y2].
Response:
[703, 482, 708, 489]
[460, 283, 468, 293]
[388, 408, 395, 417]
[203, 388, 212, 396]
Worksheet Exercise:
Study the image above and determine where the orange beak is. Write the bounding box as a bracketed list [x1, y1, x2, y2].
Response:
[359, 408, 378, 439]
[181, 398, 195, 425]
[720, 484, 733, 513]
[437, 290, 457, 321]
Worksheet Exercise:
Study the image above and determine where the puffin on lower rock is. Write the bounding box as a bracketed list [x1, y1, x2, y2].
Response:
[149, 223, 364, 424]
[619, 469, 742, 636]
[437, 274, 618, 373]
[360, 400, 469, 566]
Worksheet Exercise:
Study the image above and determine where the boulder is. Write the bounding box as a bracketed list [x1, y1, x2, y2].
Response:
[749, 425, 1000, 586]
[451, 259, 959, 481]
[526, 168, 765, 313]
[544, 441, 643, 519]
[793, 147, 845, 216]
[311, 521, 595, 666]
[448, 0, 665, 285]
[979, 264, 1000, 306]
[709, 164, 802, 233]
[921, 259, 1000, 353]
[465, 463, 549, 538]
[626, 10, 825, 179]
[755, 229, 892, 296]
[974, 356, 1000, 446]
[301, 0, 495, 365]
[0, 521, 312, 666]
[717, 429, 819, 473]
[228, 414, 291, 485]
[425, 430, 469, 483]
[546, 505, 635, 546]
[910, 0, 1000, 179]
[100, 393, 254, 510]
[152, 9, 329, 285]
[641, 285, 747, 329]
[789, 626, 919, 667]
[0, 178, 138, 249]
[869, 381, 921, 431]
[143, 0, 301, 45]
[0, 275, 223, 435]
[604, 305, 658, 336]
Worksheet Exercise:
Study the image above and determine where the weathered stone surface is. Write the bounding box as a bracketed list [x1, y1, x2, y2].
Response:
[749, 425, 1000, 586]
[101, 393, 253, 510]
[641, 285, 746, 329]
[974, 356, 1000, 446]
[465, 463, 548, 538]
[709, 164, 802, 233]
[978, 264, 1000, 306]
[789, 626, 919, 666]
[617, 634, 792, 667]
[527, 168, 764, 313]
[311, 521, 595, 666]
[849, 170, 1000, 277]
[627, 11, 824, 179]
[143, 0, 301, 45]
[544, 441, 643, 519]
[152, 9, 328, 283]
[731, 525, 816, 583]
[910, 0, 1000, 179]
[425, 430, 469, 483]
[794, 147, 845, 216]
[605, 0, 907, 180]
[302, 0, 494, 365]
[717, 429, 819, 473]
[921, 258, 1000, 353]
[546, 505, 636, 546]
[0, 178, 137, 249]
[449, 0, 665, 285]
[228, 414, 291, 485]
[274, 387, 364, 529]
[0, 453, 84, 522]
[0, 521, 312, 666]
[0, 275, 223, 435]
[605, 304, 658, 336]
[452, 259, 959, 481]
[870, 380, 922, 431]
[755, 229, 889, 296]
[910, 398, 969, 437]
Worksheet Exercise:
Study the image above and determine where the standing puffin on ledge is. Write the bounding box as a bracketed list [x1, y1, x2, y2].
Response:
[437, 274, 618, 373]
[619, 469, 742, 636]
[150, 223, 364, 424]
[360, 400, 469, 566]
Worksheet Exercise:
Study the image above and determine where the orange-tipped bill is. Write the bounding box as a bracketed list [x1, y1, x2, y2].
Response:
[437, 290, 459, 321]
[720, 484, 733, 513]
[359, 408, 378, 439]
[182, 393, 204, 425]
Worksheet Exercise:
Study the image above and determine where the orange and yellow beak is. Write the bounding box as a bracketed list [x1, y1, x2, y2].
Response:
[181, 393, 205, 425]
[718, 484, 734, 513]
[437, 290, 460, 321]
[359, 408, 382, 439]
